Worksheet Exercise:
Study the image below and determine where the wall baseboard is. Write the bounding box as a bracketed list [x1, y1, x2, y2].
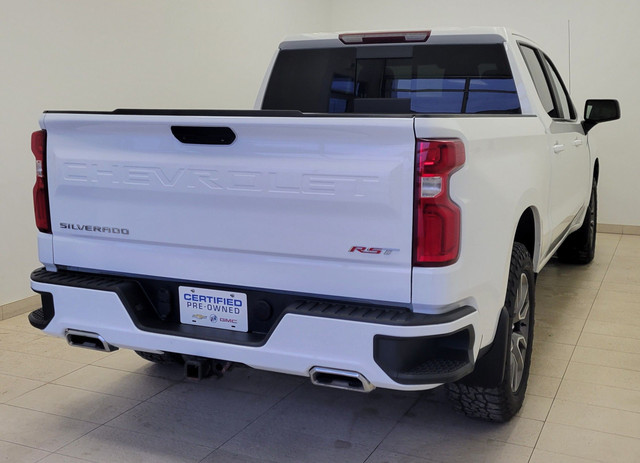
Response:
[1, 295, 40, 321]
[599, 223, 640, 236]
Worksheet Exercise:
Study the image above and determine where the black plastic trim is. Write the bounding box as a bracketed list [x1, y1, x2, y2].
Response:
[28, 291, 55, 330]
[45, 109, 304, 117]
[30, 268, 475, 347]
[286, 300, 474, 326]
[456, 306, 509, 387]
[43, 109, 535, 119]
[171, 126, 236, 145]
[374, 326, 475, 384]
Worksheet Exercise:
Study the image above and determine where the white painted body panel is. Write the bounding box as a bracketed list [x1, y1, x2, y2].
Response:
[412, 115, 549, 345]
[42, 114, 416, 303]
[31, 279, 478, 391]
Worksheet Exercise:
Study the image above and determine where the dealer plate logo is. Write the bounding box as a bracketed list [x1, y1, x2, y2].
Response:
[179, 286, 248, 332]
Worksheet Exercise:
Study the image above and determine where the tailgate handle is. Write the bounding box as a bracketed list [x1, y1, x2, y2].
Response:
[171, 126, 236, 145]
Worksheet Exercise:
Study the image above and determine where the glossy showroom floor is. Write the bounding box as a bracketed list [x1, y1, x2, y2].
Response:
[1, 233, 639, 463]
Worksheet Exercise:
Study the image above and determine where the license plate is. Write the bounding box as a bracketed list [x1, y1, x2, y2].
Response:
[179, 286, 248, 332]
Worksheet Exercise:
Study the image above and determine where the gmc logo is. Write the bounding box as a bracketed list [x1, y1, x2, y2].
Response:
[349, 246, 399, 256]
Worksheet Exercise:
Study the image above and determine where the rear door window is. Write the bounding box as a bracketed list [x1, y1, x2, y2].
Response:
[519, 45, 557, 117]
[263, 44, 521, 114]
[542, 55, 577, 120]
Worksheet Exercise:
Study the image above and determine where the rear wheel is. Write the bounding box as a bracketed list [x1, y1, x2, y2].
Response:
[446, 242, 535, 422]
[557, 179, 597, 265]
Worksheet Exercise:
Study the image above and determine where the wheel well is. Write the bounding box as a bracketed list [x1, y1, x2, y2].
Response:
[594, 159, 599, 185]
[514, 208, 536, 260]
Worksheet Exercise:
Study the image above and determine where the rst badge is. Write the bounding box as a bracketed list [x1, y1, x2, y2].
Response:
[349, 246, 399, 256]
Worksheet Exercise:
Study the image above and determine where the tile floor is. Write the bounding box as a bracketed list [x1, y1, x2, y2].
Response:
[0, 233, 639, 462]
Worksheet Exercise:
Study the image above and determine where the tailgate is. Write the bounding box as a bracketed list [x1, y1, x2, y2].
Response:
[43, 113, 416, 303]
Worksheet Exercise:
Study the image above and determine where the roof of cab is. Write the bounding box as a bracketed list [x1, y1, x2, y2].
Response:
[279, 27, 527, 49]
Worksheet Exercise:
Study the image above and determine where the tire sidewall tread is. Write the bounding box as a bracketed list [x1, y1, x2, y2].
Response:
[446, 242, 535, 422]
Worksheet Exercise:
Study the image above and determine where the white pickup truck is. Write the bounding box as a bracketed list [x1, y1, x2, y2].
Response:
[28, 27, 619, 421]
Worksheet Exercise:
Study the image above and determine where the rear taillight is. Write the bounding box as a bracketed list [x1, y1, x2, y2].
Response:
[414, 139, 465, 266]
[31, 129, 51, 233]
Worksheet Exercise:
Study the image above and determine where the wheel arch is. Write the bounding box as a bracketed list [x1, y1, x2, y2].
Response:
[513, 207, 540, 268]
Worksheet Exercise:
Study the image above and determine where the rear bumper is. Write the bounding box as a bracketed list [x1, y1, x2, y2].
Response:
[30, 268, 480, 391]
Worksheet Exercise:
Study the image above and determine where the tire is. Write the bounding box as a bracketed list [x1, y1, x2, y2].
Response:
[135, 350, 184, 364]
[446, 242, 535, 422]
[557, 179, 597, 265]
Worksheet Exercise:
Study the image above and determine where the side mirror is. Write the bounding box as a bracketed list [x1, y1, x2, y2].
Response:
[583, 99, 620, 134]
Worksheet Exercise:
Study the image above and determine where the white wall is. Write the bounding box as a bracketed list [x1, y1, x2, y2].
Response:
[0, 0, 328, 305]
[1, 0, 637, 305]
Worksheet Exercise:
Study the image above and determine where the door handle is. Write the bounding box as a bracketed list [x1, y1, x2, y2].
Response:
[573, 139, 583, 147]
[553, 143, 565, 153]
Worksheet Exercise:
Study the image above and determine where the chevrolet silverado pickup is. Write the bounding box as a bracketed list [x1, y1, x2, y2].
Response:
[28, 27, 620, 421]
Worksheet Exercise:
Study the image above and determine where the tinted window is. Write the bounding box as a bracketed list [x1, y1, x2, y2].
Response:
[543, 55, 576, 120]
[263, 44, 521, 114]
[519, 45, 557, 117]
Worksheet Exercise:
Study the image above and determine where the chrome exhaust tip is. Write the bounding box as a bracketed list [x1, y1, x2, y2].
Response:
[309, 367, 375, 393]
[65, 329, 118, 352]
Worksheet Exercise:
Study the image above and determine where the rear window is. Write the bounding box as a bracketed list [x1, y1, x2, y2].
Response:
[262, 44, 520, 114]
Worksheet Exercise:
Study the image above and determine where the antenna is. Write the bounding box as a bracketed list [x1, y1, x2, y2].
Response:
[568, 19, 572, 93]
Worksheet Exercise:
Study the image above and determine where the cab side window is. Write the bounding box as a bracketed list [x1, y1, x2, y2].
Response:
[520, 45, 557, 117]
[519, 44, 576, 120]
[542, 55, 577, 120]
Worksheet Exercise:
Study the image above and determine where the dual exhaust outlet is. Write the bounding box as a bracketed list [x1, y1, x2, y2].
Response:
[65, 329, 375, 393]
[309, 366, 375, 393]
[65, 329, 118, 352]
